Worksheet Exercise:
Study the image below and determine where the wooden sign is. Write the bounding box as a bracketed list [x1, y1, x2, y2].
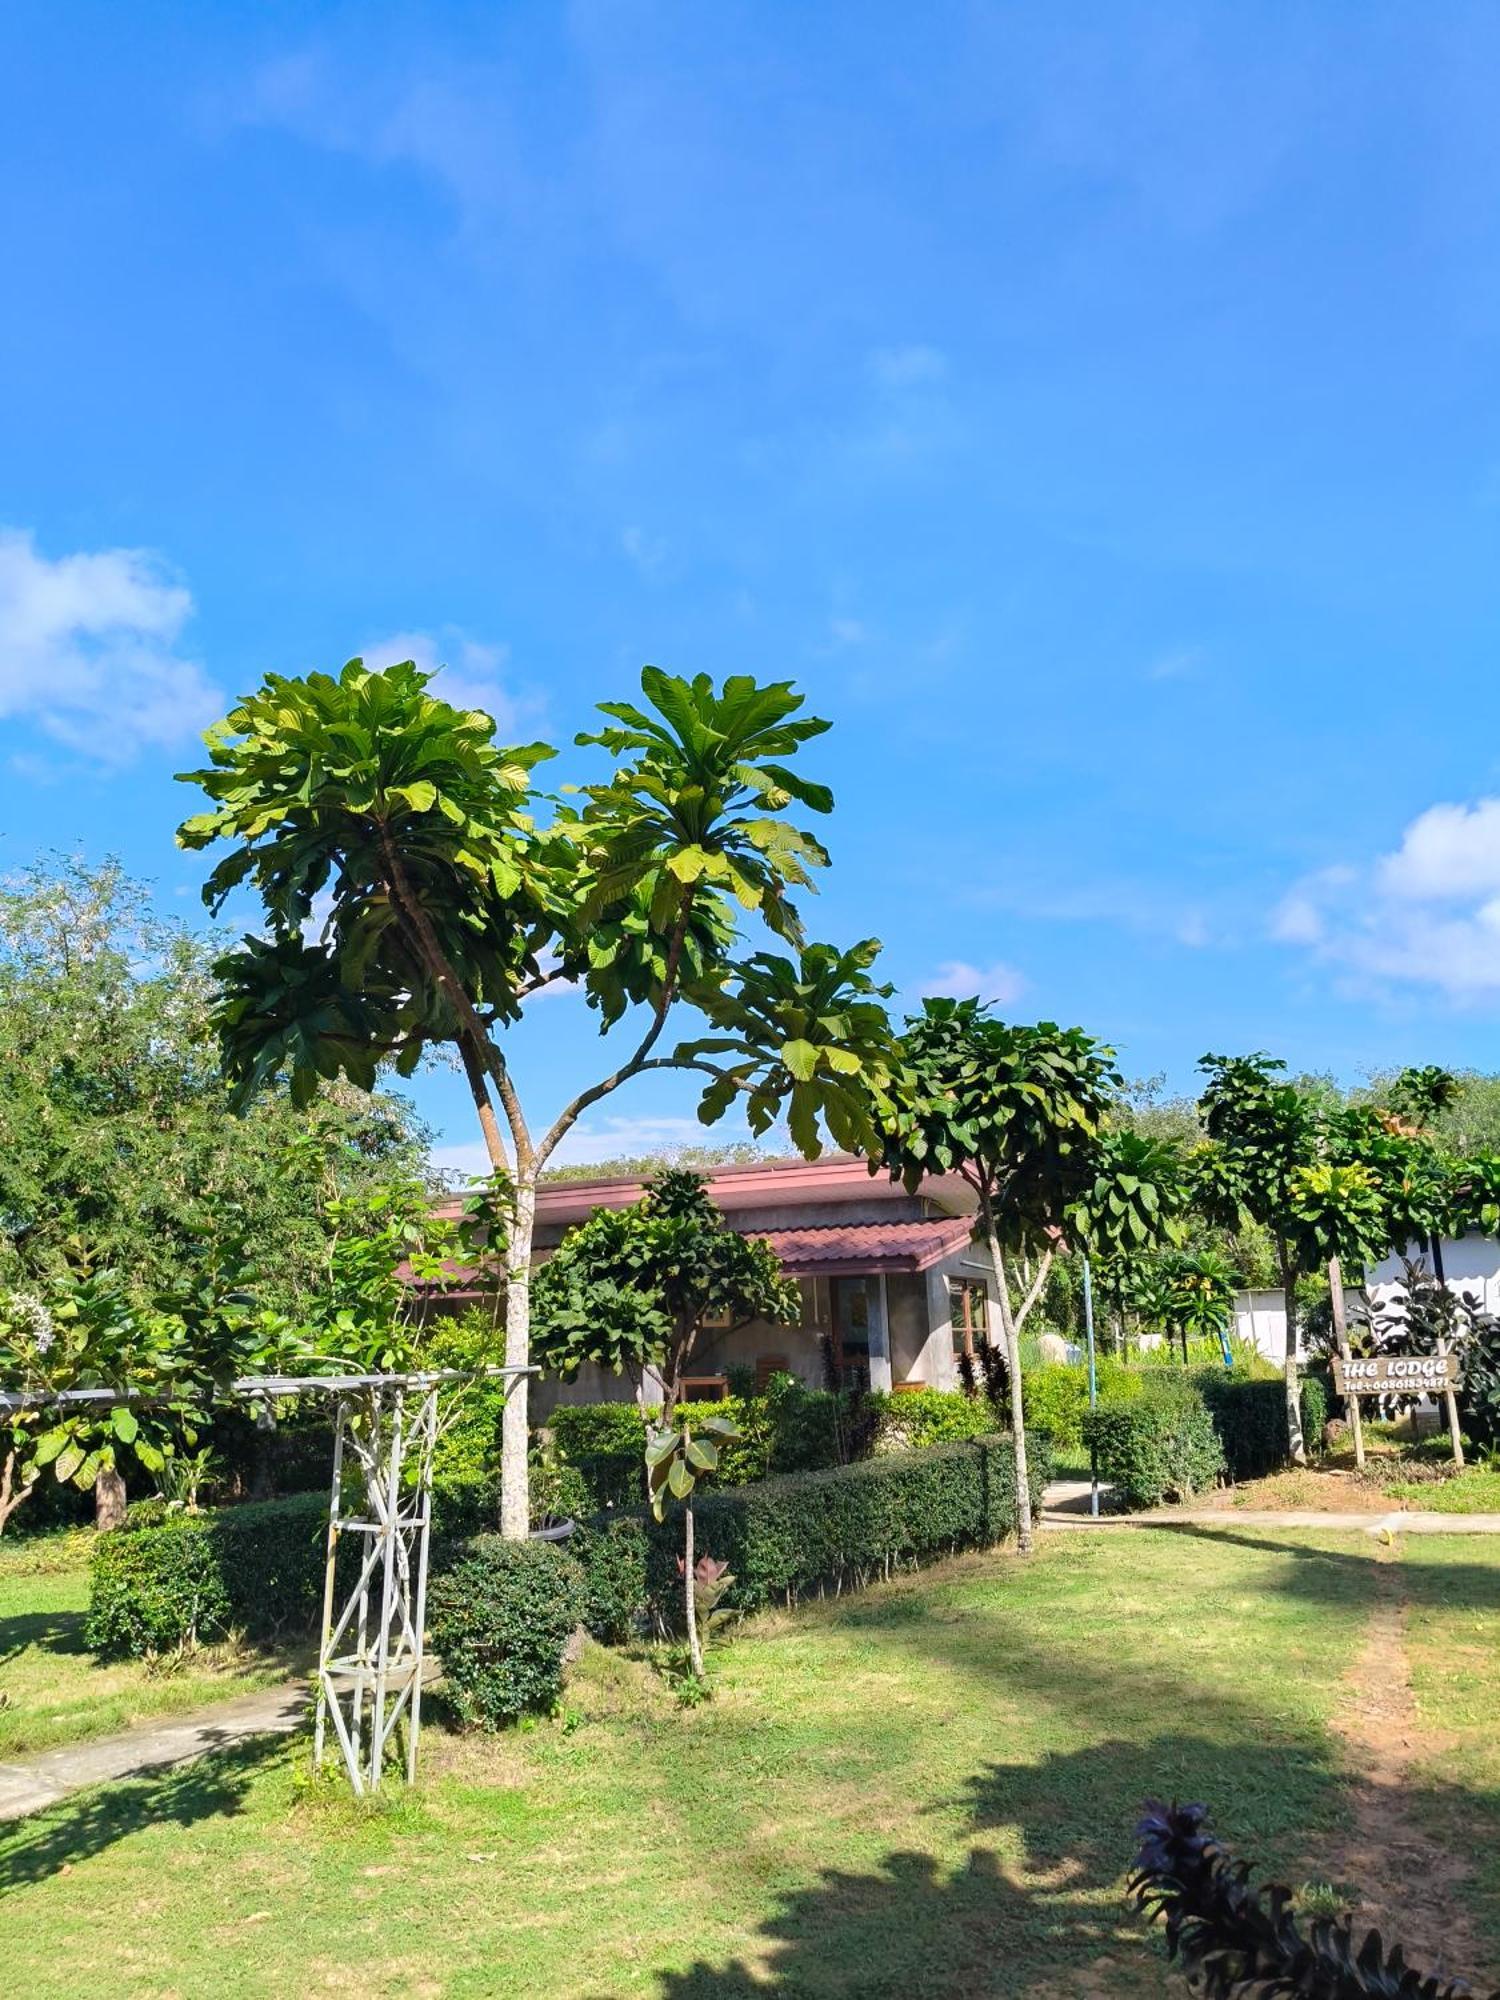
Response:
[1332, 1352, 1461, 1397]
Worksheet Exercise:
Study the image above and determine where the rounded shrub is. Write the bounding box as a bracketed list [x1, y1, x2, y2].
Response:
[427, 1537, 586, 1728]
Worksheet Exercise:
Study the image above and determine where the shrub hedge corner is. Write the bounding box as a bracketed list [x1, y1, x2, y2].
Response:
[426, 1537, 585, 1728]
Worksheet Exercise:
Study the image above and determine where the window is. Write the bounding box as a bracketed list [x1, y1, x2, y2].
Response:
[949, 1279, 988, 1359]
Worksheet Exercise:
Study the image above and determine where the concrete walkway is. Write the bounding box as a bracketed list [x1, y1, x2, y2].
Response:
[1039, 1479, 1500, 1536]
[0, 1682, 306, 1823]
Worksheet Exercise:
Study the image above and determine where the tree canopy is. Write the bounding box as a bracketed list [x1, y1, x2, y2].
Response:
[531, 1169, 800, 1413]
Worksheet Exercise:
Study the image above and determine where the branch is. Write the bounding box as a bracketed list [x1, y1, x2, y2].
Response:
[374, 823, 531, 1172]
[1012, 1247, 1055, 1335]
[532, 900, 694, 1174]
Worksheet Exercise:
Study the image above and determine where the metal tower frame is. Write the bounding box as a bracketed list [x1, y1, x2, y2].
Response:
[313, 1378, 440, 1796]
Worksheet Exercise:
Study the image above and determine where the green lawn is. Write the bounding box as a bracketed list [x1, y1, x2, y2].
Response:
[0, 1535, 291, 1759]
[9, 1526, 1495, 1997]
[1384, 1464, 1500, 1512]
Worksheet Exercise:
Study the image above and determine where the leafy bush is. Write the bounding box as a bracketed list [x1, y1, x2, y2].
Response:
[1132, 1797, 1493, 1999]
[568, 1515, 651, 1644]
[427, 1537, 585, 1727]
[1190, 1371, 1329, 1479]
[642, 1434, 1052, 1616]
[87, 1492, 328, 1657]
[865, 1388, 995, 1452]
[1082, 1388, 1225, 1508]
[548, 1402, 648, 1510]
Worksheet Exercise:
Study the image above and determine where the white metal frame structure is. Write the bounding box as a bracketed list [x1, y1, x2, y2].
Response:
[0, 1364, 529, 1797]
[313, 1377, 439, 1796]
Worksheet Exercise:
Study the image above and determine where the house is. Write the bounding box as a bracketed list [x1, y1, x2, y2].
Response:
[423, 1157, 998, 1417]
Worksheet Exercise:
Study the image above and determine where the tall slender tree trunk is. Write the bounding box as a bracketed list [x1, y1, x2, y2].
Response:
[983, 1215, 1033, 1555]
[498, 1179, 536, 1540]
[94, 1463, 126, 1532]
[1278, 1237, 1306, 1466]
[1327, 1253, 1364, 1468]
[684, 1502, 703, 1678]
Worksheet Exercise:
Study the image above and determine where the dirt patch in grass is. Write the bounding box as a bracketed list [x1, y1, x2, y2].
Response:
[1325, 1553, 1485, 1991]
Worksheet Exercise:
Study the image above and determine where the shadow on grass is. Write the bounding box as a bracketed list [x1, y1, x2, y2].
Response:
[0, 1606, 88, 1667]
[1141, 1521, 1500, 1615]
[0, 1733, 284, 1896]
[649, 1737, 1500, 1997]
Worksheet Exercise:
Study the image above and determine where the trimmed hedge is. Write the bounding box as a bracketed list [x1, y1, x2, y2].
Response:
[644, 1432, 1052, 1617]
[568, 1515, 650, 1645]
[426, 1537, 585, 1728]
[86, 1492, 329, 1657]
[1195, 1372, 1329, 1481]
[1082, 1391, 1226, 1509]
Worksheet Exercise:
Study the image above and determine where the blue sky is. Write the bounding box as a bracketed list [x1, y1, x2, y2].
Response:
[6, 3, 1500, 1173]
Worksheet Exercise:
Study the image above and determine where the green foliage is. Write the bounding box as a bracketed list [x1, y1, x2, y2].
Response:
[881, 1000, 1123, 1239]
[0, 855, 428, 1306]
[675, 937, 897, 1158]
[646, 1411, 739, 1520]
[85, 1493, 329, 1656]
[1083, 1370, 1327, 1502]
[426, 1538, 585, 1728]
[567, 1515, 650, 1644]
[1196, 1373, 1328, 1481]
[531, 1169, 800, 1400]
[1461, 1311, 1500, 1453]
[864, 1388, 997, 1450]
[1082, 1386, 1226, 1508]
[642, 1433, 1053, 1615]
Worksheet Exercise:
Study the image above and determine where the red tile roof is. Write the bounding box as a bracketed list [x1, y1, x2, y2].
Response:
[754, 1215, 974, 1277]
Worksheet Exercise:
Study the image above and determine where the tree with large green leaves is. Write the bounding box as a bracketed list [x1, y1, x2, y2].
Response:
[1195, 1053, 1324, 1464]
[531, 1169, 800, 1417]
[178, 659, 895, 1535]
[878, 1001, 1139, 1554]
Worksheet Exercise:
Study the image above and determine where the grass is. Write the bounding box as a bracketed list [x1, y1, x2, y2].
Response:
[0, 1531, 292, 1758]
[1384, 1464, 1500, 1512]
[6, 1525, 1481, 1997]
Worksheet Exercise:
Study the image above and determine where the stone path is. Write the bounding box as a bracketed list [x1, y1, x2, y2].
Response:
[0, 1682, 305, 1823]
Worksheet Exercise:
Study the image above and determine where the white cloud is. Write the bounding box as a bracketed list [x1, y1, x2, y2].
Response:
[359, 626, 519, 733]
[1274, 798, 1500, 999]
[924, 958, 1026, 1006]
[869, 345, 948, 390]
[621, 525, 669, 577]
[1376, 799, 1500, 902]
[0, 529, 220, 760]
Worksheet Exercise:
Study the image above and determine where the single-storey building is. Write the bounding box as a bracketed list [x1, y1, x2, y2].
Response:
[423, 1157, 999, 1416]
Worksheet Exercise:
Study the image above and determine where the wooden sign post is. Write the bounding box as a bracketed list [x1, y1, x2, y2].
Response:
[1332, 1351, 1465, 1469]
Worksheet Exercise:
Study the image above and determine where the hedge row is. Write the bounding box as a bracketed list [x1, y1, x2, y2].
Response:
[642, 1431, 1051, 1616]
[86, 1492, 329, 1656]
[1081, 1372, 1332, 1509]
[547, 1382, 1002, 1512]
[87, 1430, 1048, 1680]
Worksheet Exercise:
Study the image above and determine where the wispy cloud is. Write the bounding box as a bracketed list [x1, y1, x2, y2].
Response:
[1144, 644, 1204, 683]
[1273, 796, 1500, 999]
[359, 625, 530, 734]
[868, 344, 948, 390]
[922, 957, 1026, 1006]
[0, 529, 220, 762]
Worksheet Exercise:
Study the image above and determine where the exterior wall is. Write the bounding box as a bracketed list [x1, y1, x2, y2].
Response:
[1368, 1236, 1500, 1318]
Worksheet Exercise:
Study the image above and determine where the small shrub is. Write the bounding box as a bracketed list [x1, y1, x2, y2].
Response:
[865, 1388, 994, 1453]
[548, 1402, 648, 1510]
[427, 1537, 585, 1728]
[1193, 1372, 1329, 1481]
[1082, 1388, 1225, 1509]
[87, 1493, 328, 1657]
